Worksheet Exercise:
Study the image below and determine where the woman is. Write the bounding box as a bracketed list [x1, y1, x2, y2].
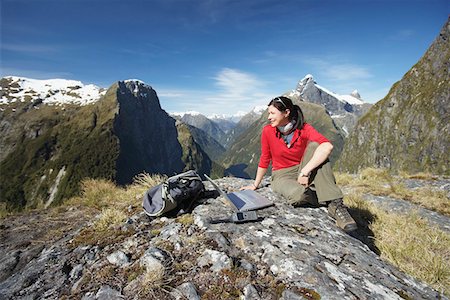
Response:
[241, 96, 357, 232]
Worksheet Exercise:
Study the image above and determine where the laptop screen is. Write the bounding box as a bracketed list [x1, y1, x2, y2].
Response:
[227, 193, 246, 210]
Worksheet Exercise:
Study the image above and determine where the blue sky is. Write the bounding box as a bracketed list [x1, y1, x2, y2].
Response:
[1, 0, 448, 116]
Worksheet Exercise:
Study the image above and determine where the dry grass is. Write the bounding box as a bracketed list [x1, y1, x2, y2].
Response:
[399, 171, 440, 180]
[336, 168, 450, 216]
[345, 192, 450, 295]
[132, 172, 167, 189]
[68, 173, 165, 248]
[66, 172, 165, 210]
[94, 208, 127, 231]
[176, 213, 194, 226]
[137, 252, 175, 299]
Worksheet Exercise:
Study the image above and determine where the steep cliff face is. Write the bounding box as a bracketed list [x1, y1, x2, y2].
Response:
[113, 81, 185, 184]
[337, 19, 450, 174]
[221, 101, 344, 178]
[0, 78, 213, 213]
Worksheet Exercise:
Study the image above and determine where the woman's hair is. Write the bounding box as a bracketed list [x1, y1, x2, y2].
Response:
[268, 96, 304, 129]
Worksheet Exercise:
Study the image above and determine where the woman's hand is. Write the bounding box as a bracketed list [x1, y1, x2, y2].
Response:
[297, 176, 309, 187]
[240, 184, 257, 191]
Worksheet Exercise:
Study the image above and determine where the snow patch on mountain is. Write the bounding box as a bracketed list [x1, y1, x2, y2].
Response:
[315, 84, 364, 105]
[295, 74, 364, 105]
[0, 76, 105, 106]
[124, 79, 146, 85]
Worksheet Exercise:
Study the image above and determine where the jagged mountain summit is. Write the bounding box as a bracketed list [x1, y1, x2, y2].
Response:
[0, 78, 215, 213]
[0, 76, 106, 106]
[337, 17, 450, 175]
[290, 74, 365, 111]
[287, 74, 372, 136]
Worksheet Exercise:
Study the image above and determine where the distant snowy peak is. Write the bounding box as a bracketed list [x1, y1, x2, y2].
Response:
[252, 105, 267, 114]
[172, 111, 202, 118]
[295, 74, 365, 105]
[208, 110, 252, 123]
[0, 76, 106, 106]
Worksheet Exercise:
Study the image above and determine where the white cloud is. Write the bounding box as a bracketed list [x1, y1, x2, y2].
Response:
[157, 68, 276, 116]
[214, 68, 264, 96]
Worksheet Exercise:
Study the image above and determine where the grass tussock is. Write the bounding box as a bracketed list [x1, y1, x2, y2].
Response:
[336, 168, 450, 216]
[345, 192, 450, 295]
[94, 208, 128, 231]
[176, 214, 194, 226]
[66, 172, 165, 211]
[137, 253, 175, 299]
[69, 173, 165, 248]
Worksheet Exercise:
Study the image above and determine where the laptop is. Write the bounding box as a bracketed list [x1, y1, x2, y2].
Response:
[204, 174, 273, 212]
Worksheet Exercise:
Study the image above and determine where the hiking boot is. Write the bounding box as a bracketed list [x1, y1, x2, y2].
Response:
[327, 198, 357, 232]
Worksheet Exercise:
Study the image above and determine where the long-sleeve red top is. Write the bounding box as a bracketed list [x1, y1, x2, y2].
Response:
[258, 123, 330, 171]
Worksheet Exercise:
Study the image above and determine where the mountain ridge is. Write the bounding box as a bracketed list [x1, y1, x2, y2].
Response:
[337, 17, 450, 175]
[0, 79, 215, 213]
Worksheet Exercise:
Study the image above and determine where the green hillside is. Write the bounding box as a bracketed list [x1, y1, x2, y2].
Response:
[337, 18, 450, 175]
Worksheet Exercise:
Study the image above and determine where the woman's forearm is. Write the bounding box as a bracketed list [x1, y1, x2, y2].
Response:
[254, 167, 267, 188]
[301, 142, 333, 175]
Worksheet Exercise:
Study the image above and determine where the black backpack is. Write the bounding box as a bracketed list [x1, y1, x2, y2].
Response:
[142, 170, 205, 217]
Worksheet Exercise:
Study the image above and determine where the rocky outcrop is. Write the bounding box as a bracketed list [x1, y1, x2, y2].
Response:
[337, 18, 450, 174]
[1, 177, 446, 299]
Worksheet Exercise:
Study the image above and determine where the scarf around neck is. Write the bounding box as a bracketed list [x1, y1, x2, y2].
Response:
[277, 119, 296, 135]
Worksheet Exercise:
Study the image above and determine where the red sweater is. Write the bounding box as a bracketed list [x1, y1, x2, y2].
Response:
[258, 123, 330, 171]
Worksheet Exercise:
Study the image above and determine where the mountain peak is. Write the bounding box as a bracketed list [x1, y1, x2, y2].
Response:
[124, 79, 146, 85]
[294, 74, 365, 106]
[297, 74, 316, 89]
[351, 90, 361, 99]
[117, 79, 156, 100]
